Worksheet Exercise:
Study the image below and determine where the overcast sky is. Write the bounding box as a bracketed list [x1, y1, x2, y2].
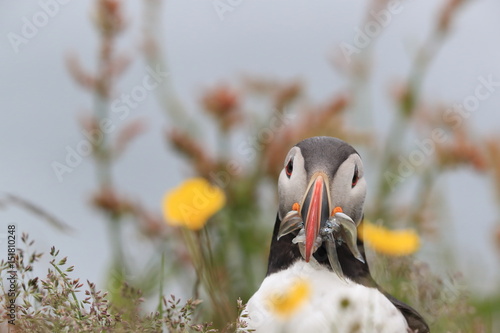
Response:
[1, 0, 500, 296]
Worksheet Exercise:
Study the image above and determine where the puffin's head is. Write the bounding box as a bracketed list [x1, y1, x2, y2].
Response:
[277, 136, 367, 262]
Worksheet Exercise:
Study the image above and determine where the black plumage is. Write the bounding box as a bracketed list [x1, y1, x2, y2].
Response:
[266, 137, 429, 333]
[267, 214, 429, 333]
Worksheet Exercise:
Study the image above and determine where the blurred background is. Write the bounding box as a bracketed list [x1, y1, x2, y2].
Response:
[1, 0, 500, 331]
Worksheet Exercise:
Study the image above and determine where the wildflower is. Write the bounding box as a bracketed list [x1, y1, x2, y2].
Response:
[266, 278, 311, 317]
[358, 220, 420, 256]
[162, 178, 225, 230]
[201, 85, 241, 131]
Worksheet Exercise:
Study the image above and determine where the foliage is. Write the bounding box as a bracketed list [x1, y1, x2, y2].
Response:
[2, 0, 499, 332]
[0, 235, 251, 332]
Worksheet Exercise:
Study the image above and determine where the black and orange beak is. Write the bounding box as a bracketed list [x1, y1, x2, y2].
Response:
[300, 173, 331, 262]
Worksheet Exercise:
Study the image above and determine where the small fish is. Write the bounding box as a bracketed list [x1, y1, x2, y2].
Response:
[329, 213, 365, 264]
[277, 210, 303, 240]
[278, 210, 364, 278]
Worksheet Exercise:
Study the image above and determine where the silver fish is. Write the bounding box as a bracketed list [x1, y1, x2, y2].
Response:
[279, 210, 364, 278]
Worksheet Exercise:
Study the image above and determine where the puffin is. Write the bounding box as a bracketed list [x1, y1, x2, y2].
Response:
[244, 137, 429, 333]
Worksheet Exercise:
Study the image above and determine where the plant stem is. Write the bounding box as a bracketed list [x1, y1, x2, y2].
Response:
[50, 260, 83, 319]
[371, 24, 451, 222]
[108, 216, 126, 272]
[142, 0, 196, 131]
[182, 228, 233, 325]
[202, 227, 215, 269]
[157, 251, 165, 316]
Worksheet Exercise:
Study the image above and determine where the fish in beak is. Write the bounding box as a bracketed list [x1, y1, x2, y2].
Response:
[277, 173, 364, 277]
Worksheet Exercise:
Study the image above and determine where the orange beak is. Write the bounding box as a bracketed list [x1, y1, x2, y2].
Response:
[300, 174, 330, 262]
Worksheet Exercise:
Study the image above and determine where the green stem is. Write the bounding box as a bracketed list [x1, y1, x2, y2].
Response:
[408, 168, 436, 226]
[371, 28, 449, 222]
[217, 129, 229, 161]
[181, 229, 205, 297]
[94, 95, 112, 187]
[183, 227, 232, 325]
[51, 261, 83, 319]
[109, 216, 126, 271]
[192, 273, 201, 300]
[372, 112, 408, 220]
[142, 0, 197, 132]
[202, 227, 215, 269]
[194, 231, 220, 307]
[157, 251, 165, 316]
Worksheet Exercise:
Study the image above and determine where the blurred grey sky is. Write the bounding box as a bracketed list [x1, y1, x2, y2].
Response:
[1, 0, 500, 295]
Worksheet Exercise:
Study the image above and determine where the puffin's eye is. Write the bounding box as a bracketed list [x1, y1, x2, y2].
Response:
[285, 157, 294, 178]
[352, 165, 359, 188]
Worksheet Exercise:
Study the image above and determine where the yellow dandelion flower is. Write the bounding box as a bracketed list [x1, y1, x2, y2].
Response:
[358, 220, 420, 256]
[162, 178, 225, 230]
[267, 278, 311, 317]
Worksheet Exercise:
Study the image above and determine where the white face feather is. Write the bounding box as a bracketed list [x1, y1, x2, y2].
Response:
[329, 154, 366, 225]
[277, 147, 307, 220]
[278, 147, 366, 225]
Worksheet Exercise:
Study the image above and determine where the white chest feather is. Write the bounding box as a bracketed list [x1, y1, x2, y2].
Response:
[243, 261, 408, 333]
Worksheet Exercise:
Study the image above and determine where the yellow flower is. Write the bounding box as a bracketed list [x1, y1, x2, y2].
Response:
[162, 178, 225, 230]
[358, 220, 420, 256]
[267, 278, 311, 317]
